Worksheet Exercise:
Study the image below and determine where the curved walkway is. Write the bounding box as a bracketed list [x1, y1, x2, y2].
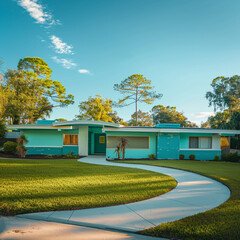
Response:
[17, 156, 230, 233]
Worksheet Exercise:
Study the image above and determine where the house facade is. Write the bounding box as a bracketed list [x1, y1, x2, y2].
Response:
[8, 120, 240, 160]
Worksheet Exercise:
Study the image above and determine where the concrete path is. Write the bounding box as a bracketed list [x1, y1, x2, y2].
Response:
[16, 156, 230, 234]
[0, 216, 159, 240]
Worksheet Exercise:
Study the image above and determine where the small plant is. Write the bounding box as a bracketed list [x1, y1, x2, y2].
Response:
[65, 151, 75, 158]
[189, 154, 196, 160]
[148, 154, 156, 160]
[3, 141, 17, 155]
[214, 155, 220, 161]
[179, 154, 185, 160]
[16, 134, 28, 158]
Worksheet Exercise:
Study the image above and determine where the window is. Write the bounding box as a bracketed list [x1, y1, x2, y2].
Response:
[99, 136, 105, 144]
[189, 137, 199, 148]
[189, 136, 212, 149]
[63, 134, 78, 145]
[107, 136, 149, 149]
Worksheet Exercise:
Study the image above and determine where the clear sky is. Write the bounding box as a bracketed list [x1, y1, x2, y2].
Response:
[1, 0, 240, 125]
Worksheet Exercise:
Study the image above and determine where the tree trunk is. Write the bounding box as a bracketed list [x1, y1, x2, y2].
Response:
[135, 89, 138, 126]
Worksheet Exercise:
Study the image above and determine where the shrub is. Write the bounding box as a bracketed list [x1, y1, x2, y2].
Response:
[3, 141, 17, 154]
[148, 154, 156, 160]
[214, 155, 220, 161]
[65, 151, 76, 158]
[189, 154, 196, 160]
[221, 152, 240, 162]
[179, 154, 185, 160]
[45, 155, 53, 159]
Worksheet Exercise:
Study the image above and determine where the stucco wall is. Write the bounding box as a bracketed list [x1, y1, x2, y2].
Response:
[23, 129, 79, 155]
[179, 133, 221, 160]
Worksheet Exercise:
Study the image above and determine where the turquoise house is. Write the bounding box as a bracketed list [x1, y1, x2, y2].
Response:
[8, 120, 240, 160]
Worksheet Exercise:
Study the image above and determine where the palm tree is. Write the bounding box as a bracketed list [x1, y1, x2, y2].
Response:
[114, 144, 121, 159]
[120, 137, 128, 159]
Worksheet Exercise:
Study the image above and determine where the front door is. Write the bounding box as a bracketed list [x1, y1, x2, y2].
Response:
[94, 133, 106, 154]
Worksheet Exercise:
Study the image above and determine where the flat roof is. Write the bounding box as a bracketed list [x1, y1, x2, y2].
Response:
[103, 127, 240, 135]
[53, 120, 119, 128]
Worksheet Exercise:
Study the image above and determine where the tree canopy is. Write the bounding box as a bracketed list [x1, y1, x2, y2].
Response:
[206, 75, 240, 111]
[152, 105, 187, 126]
[0, 57, 74, 124]
[76, 95, 122, 123]
[0, 120, 6, 139]
[128, 110, 153, 126]
[206, 75, 240, 130]
[114, 74, 162, 126]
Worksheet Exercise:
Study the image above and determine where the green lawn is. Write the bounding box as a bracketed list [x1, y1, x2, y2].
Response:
[0, 159, 176, 216]
[116, 160, 240, 240]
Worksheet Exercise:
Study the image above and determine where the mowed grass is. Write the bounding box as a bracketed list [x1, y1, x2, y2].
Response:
[117, 160, 240, 240]
[0, 159, 176, 216]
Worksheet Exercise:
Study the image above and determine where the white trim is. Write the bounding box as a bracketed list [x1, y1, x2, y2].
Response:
[180, 149, 221, 151]
[54, 120, 119, 128]
[103, 127, 240, 135]
[7, 125, 72, 130]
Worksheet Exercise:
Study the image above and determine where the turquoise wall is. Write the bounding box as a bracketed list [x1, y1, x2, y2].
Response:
[24, 130, 63, 146]
[23, 129, 78, 155]
[27, 147, 62, 155]
[106, 132, 156, 159]
[180, 150, 221, 160]
[180, 133, 214, 149]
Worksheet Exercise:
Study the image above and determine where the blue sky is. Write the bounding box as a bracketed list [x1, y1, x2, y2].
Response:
[1, 0, 240, 125]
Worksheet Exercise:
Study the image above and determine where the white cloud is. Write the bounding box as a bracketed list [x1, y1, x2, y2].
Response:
[17, 0, 59, 25]
[78, 69, 90, 74]
[50, 35, 73, 54]
[52, 56, 76, 69]
[194, 112, 214, 118]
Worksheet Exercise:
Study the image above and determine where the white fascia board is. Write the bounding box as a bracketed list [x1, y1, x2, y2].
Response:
[103, 127, 158, 133]
[7, 125, 72, 130]
[103, 127, 240, 135]
[53, 120, 119, 128]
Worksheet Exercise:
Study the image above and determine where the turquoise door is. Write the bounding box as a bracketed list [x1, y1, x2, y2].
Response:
[94, 133, 106, 154]
[157, 133, 180, 159]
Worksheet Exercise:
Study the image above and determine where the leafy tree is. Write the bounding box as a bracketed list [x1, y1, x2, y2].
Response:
[76, 95, 116, 123]
[0, 120, 6, 139]
[55, 118, 67, 122]
[114, 74, 162, 126]
[207, 110, 240, 130]
[206, 75, 240, 130]
[128, 110, 153, 126]
[1, 57, 74, 124]
[206, 75, 240, 111]
[186, 121, 199, 128]
[152, 105, 188, 127]
[201, 121, 210, 128]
